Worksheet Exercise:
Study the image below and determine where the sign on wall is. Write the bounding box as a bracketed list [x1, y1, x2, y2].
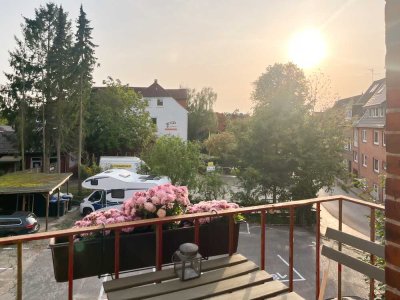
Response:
[165, 121, 177, 131]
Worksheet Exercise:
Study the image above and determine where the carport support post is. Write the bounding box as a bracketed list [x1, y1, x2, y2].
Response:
[45, 193, 49, 231]
[17, 241, 22, 300]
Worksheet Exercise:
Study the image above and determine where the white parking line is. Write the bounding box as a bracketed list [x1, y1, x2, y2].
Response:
[2, 247, 30, 250]
[275, 254, 306, 282]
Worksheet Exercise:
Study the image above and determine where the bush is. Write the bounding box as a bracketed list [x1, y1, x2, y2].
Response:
[80, 162, 102, 180]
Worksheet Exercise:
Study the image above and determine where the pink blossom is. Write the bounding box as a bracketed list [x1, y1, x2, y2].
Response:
[144, 202, 156, 213]
[157, 208, 166, 218]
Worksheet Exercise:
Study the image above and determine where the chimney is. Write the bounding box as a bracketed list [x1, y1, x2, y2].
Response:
[154, 79, 158, 84]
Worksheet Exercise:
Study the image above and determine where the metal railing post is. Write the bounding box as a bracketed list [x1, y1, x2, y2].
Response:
[316, 202, 321, 299]
[68, 235, 74, 300]
[228, 215, 235, 256]
[194, 219, 200, 246]
[17, 241, 22, 300]
[289, 207, 294, 292]
[261, 210, 266, 270]
[156, 223, 163, 271]
[370, 207, 376, 300]
[114, 229, 121, 279]
[338, 199, 343, 299]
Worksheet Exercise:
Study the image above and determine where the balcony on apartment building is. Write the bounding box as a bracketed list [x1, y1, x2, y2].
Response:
[0, 195, 385, 300]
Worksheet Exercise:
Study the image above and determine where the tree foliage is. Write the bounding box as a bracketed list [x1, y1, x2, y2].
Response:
[187, 87, 218, 141]
[143, 136, 201, 188]
[235, 63, 345, 203]
[0, 3, 97, 173]
[85, 77, 154, 157]
[203, 132, 236, 166]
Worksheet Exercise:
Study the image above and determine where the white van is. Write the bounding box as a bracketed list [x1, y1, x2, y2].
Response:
[80, 169, 171, 215]
[99, 156, 143, 173]
[79, 189, 138, 216]
[82, 169, 170, 190]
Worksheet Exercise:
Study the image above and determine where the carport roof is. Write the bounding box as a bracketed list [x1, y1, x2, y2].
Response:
[0, 171, 72, 195]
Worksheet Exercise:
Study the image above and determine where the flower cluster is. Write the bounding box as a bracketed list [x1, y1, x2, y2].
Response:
[186, 200, 240, 224]
[74, 208, 137, 235]
[73, 185, 242, 237]
[122, 184, 190, 219]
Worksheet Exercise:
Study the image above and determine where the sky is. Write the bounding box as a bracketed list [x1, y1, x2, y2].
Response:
[0, 0, 385, 113]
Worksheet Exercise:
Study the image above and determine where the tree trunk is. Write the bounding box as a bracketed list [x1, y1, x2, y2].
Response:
[56, 127, 61, 173]
[42, 102, 47, 172]
[78, 75, 83, 193]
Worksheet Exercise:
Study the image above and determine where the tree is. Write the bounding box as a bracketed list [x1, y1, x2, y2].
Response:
[85, 77, 154, 158]
[203, 132, 236, 166]
[23, 3, 60, 172]
[1, 38, 37, 170]
[72, 5, 96, 187]
[187, 87, 218, 141]
[48, 6, 73, 172]
[143, 136, 201, 188]
[235, 63, 345, 203]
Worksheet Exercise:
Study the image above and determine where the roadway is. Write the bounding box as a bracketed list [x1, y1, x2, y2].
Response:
[317, 185, 371, 237]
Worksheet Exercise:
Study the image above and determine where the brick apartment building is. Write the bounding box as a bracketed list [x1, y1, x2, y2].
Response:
[335, 78, 387, 202]
[353, 80, 387, 201]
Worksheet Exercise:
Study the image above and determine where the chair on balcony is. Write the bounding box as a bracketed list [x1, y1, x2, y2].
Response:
[103, 253, 305, 299]
[319, 227, 385, 299]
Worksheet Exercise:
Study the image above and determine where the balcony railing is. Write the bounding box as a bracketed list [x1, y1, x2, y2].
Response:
[0, 195, 384, 300]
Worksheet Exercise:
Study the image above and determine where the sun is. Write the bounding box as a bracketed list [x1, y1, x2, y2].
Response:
[288, 29, 327, 69]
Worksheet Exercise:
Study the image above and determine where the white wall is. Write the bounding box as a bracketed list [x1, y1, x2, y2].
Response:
[144, 96, 188, 141]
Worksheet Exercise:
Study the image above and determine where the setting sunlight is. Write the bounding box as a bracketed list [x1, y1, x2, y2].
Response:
[288, 28, 327, 69]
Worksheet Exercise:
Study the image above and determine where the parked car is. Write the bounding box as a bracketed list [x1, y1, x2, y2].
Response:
[50, 192, 73, 201]
[0, 211, 40, 236]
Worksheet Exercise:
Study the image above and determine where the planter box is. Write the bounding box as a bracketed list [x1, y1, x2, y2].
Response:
[49, 218, 240, 282]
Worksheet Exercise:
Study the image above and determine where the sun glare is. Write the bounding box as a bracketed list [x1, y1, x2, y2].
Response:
[288, 29, 327, 69]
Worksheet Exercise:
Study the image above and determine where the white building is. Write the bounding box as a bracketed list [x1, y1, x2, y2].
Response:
[134, 80, 188, 141]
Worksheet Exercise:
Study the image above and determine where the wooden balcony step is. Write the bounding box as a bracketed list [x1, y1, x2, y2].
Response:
[104, 253, 247, 293]
[107, 260, 263, 300]
[268, 292, 305, 299]
[205, 280, 290, 300]
[143, 271, 273, 300]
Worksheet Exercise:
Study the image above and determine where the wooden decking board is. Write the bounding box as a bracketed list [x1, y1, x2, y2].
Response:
[205, 281, 290, 300]
[104, 254, 247, 293]
[107, 261, 262, 300]
[144, 271, 273, 300]
[268, 292, 305, 300]
[325, 227, 384, 258]
[321, 245, 385, 283]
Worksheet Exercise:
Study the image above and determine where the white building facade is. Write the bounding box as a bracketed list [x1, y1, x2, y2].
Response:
[134, 80, 188, 141]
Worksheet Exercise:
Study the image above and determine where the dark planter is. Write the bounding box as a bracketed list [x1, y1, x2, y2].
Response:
[49, 217, 240, 282]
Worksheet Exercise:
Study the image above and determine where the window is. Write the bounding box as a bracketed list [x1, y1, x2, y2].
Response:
[383, 132, 386, 147]
[373, 158, 379, 173]
[362, 154, 367, 167]
[152, 118, 157, 125]
[354, 129, 358, 147]
[380, 108, 385, 117]
[383, 161, 387, 170]
[362, 129, 367, 142]
[353, 151, 358, 163]
[111, 189, 125, 199]
[374, 130, 379, 145]
[157, 99, 163, 106]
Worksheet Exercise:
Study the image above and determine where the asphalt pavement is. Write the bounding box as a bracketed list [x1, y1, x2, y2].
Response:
[318, 185, 371, 237]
